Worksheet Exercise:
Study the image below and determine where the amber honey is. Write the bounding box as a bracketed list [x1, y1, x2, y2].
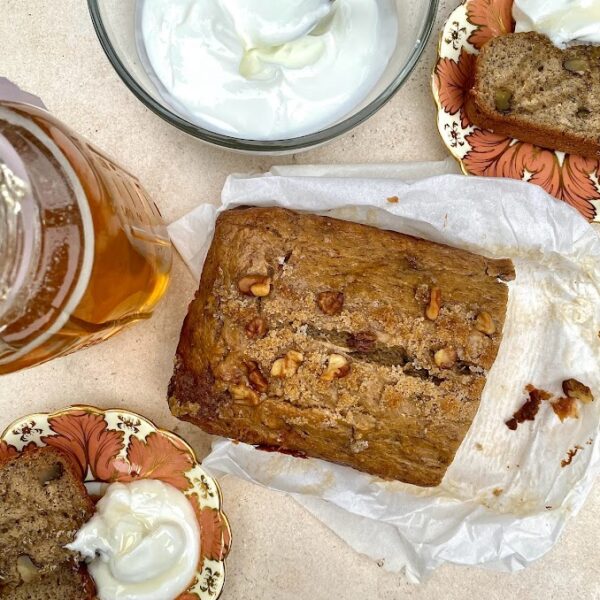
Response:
[0, 102, 171, 374]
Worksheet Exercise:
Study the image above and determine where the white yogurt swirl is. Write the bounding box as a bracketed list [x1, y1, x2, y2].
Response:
[513, 0, 600, 47]
[67, 480, 200, 600]
[221, 0, 334, 48]
[138, 0, 398, 140]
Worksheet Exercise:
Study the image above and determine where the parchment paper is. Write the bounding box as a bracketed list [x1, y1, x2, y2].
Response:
[168, 162, 600, 582]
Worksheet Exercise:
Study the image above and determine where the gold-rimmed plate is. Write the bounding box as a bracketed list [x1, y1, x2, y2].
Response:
[432, 0, 600, 223]
[1, 405, 231, 600]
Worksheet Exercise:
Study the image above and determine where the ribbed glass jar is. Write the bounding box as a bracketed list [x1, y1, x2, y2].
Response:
[0, 101, 172, 374]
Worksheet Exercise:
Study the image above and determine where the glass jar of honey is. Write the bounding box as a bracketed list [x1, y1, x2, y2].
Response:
[0, 101, 171, 374]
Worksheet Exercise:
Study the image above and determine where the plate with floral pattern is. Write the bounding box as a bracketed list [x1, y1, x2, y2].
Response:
[432, 0, 600, 223]
[0, 405, 231, 600]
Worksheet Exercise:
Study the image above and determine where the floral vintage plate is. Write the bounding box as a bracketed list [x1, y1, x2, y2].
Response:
[0, 406, 231, 600]
[432, 0, 600, 223]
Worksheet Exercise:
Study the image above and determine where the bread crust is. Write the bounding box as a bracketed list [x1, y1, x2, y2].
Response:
[467, 32, 600, 160]
[76, 565, 97, 600]
[169, 208, 514, 487]
[465, 95, 600, 159]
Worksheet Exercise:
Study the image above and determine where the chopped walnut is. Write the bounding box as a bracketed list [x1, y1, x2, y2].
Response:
[425, 286, 441, 321]
[475, 311, 496, 335]
[245, 361, 268, 393]
[16, 556, 39, 584]
[245, 317, 268, 339]
[434, 347, 456, 369]
[37, 462, 64, 486]
[552, 397, 580, 422]
[238, 275, 271, 297]
[321, 354, 351, 381]
[229, 384, 260, 405]
[213, 354, 245, 383]
[562, 378, 594, 404]
[271, 350, 304, 378]
[270, 359, 286, 378]
[317, 291, 344, 315]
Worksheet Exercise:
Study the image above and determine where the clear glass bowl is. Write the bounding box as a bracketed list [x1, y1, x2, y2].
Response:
[88, 0, 438, 154]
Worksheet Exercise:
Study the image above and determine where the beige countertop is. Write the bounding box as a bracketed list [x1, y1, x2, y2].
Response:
[1, 1, 599, 598]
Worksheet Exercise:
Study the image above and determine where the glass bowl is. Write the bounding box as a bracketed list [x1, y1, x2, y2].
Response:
[88, 0, 439, 154]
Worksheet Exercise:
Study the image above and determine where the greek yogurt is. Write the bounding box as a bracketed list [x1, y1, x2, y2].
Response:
[138, 0, 398, 140]
[513, 0, 600, 47]
[67, 480, 200, 600]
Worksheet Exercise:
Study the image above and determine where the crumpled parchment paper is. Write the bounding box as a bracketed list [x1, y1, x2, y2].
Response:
[168, 162, 600, 582]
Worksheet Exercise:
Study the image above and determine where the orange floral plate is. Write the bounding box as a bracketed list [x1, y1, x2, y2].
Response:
[0, 405, 231, 600]
[432, 0, 600, 223]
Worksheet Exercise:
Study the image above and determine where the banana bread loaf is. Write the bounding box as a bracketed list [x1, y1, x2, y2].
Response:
[467, 32, 600, 159]
[168, 208, 514, 487]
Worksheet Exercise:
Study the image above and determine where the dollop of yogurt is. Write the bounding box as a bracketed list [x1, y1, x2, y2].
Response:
[513, 0, 600, 47]
[221, 0, 334, 48]
[138, 0, 398, 140]
[67, 480, 200, 600]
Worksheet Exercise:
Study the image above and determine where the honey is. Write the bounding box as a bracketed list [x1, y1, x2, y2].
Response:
[0, 102, 171, 374]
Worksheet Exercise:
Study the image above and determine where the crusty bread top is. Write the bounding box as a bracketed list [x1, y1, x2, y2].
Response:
[469, 32, 600, 158]
[0, 447, 94, 591]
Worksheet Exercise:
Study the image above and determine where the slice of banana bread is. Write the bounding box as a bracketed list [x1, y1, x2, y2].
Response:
[168, 207, 514, 487]
[467, 32, 600, 158]
[0, 447, 95, 598]
[1, 566, 95, 600]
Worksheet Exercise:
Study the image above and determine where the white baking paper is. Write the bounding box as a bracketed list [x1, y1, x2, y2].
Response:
[168, 162, 600, 582]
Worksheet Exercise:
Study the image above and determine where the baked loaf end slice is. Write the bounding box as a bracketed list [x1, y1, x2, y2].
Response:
[0, 447, 95, 599]
[168, 208, 515, 487]
[466, 32, 600, 159]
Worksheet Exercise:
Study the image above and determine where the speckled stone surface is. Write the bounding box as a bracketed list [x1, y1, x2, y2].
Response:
[0, 2, 598, 598]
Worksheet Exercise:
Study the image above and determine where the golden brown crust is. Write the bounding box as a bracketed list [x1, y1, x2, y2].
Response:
[468, 32, 600, 160]
[466, 93, 600, 159]
[168, 208, 513, 487]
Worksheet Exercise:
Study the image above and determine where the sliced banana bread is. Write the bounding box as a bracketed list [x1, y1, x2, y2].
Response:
[0, 447, 95, 598]
[467, 32, 600, 159]
[1, 566, 95, 600]
[168, 207, 514, 487]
